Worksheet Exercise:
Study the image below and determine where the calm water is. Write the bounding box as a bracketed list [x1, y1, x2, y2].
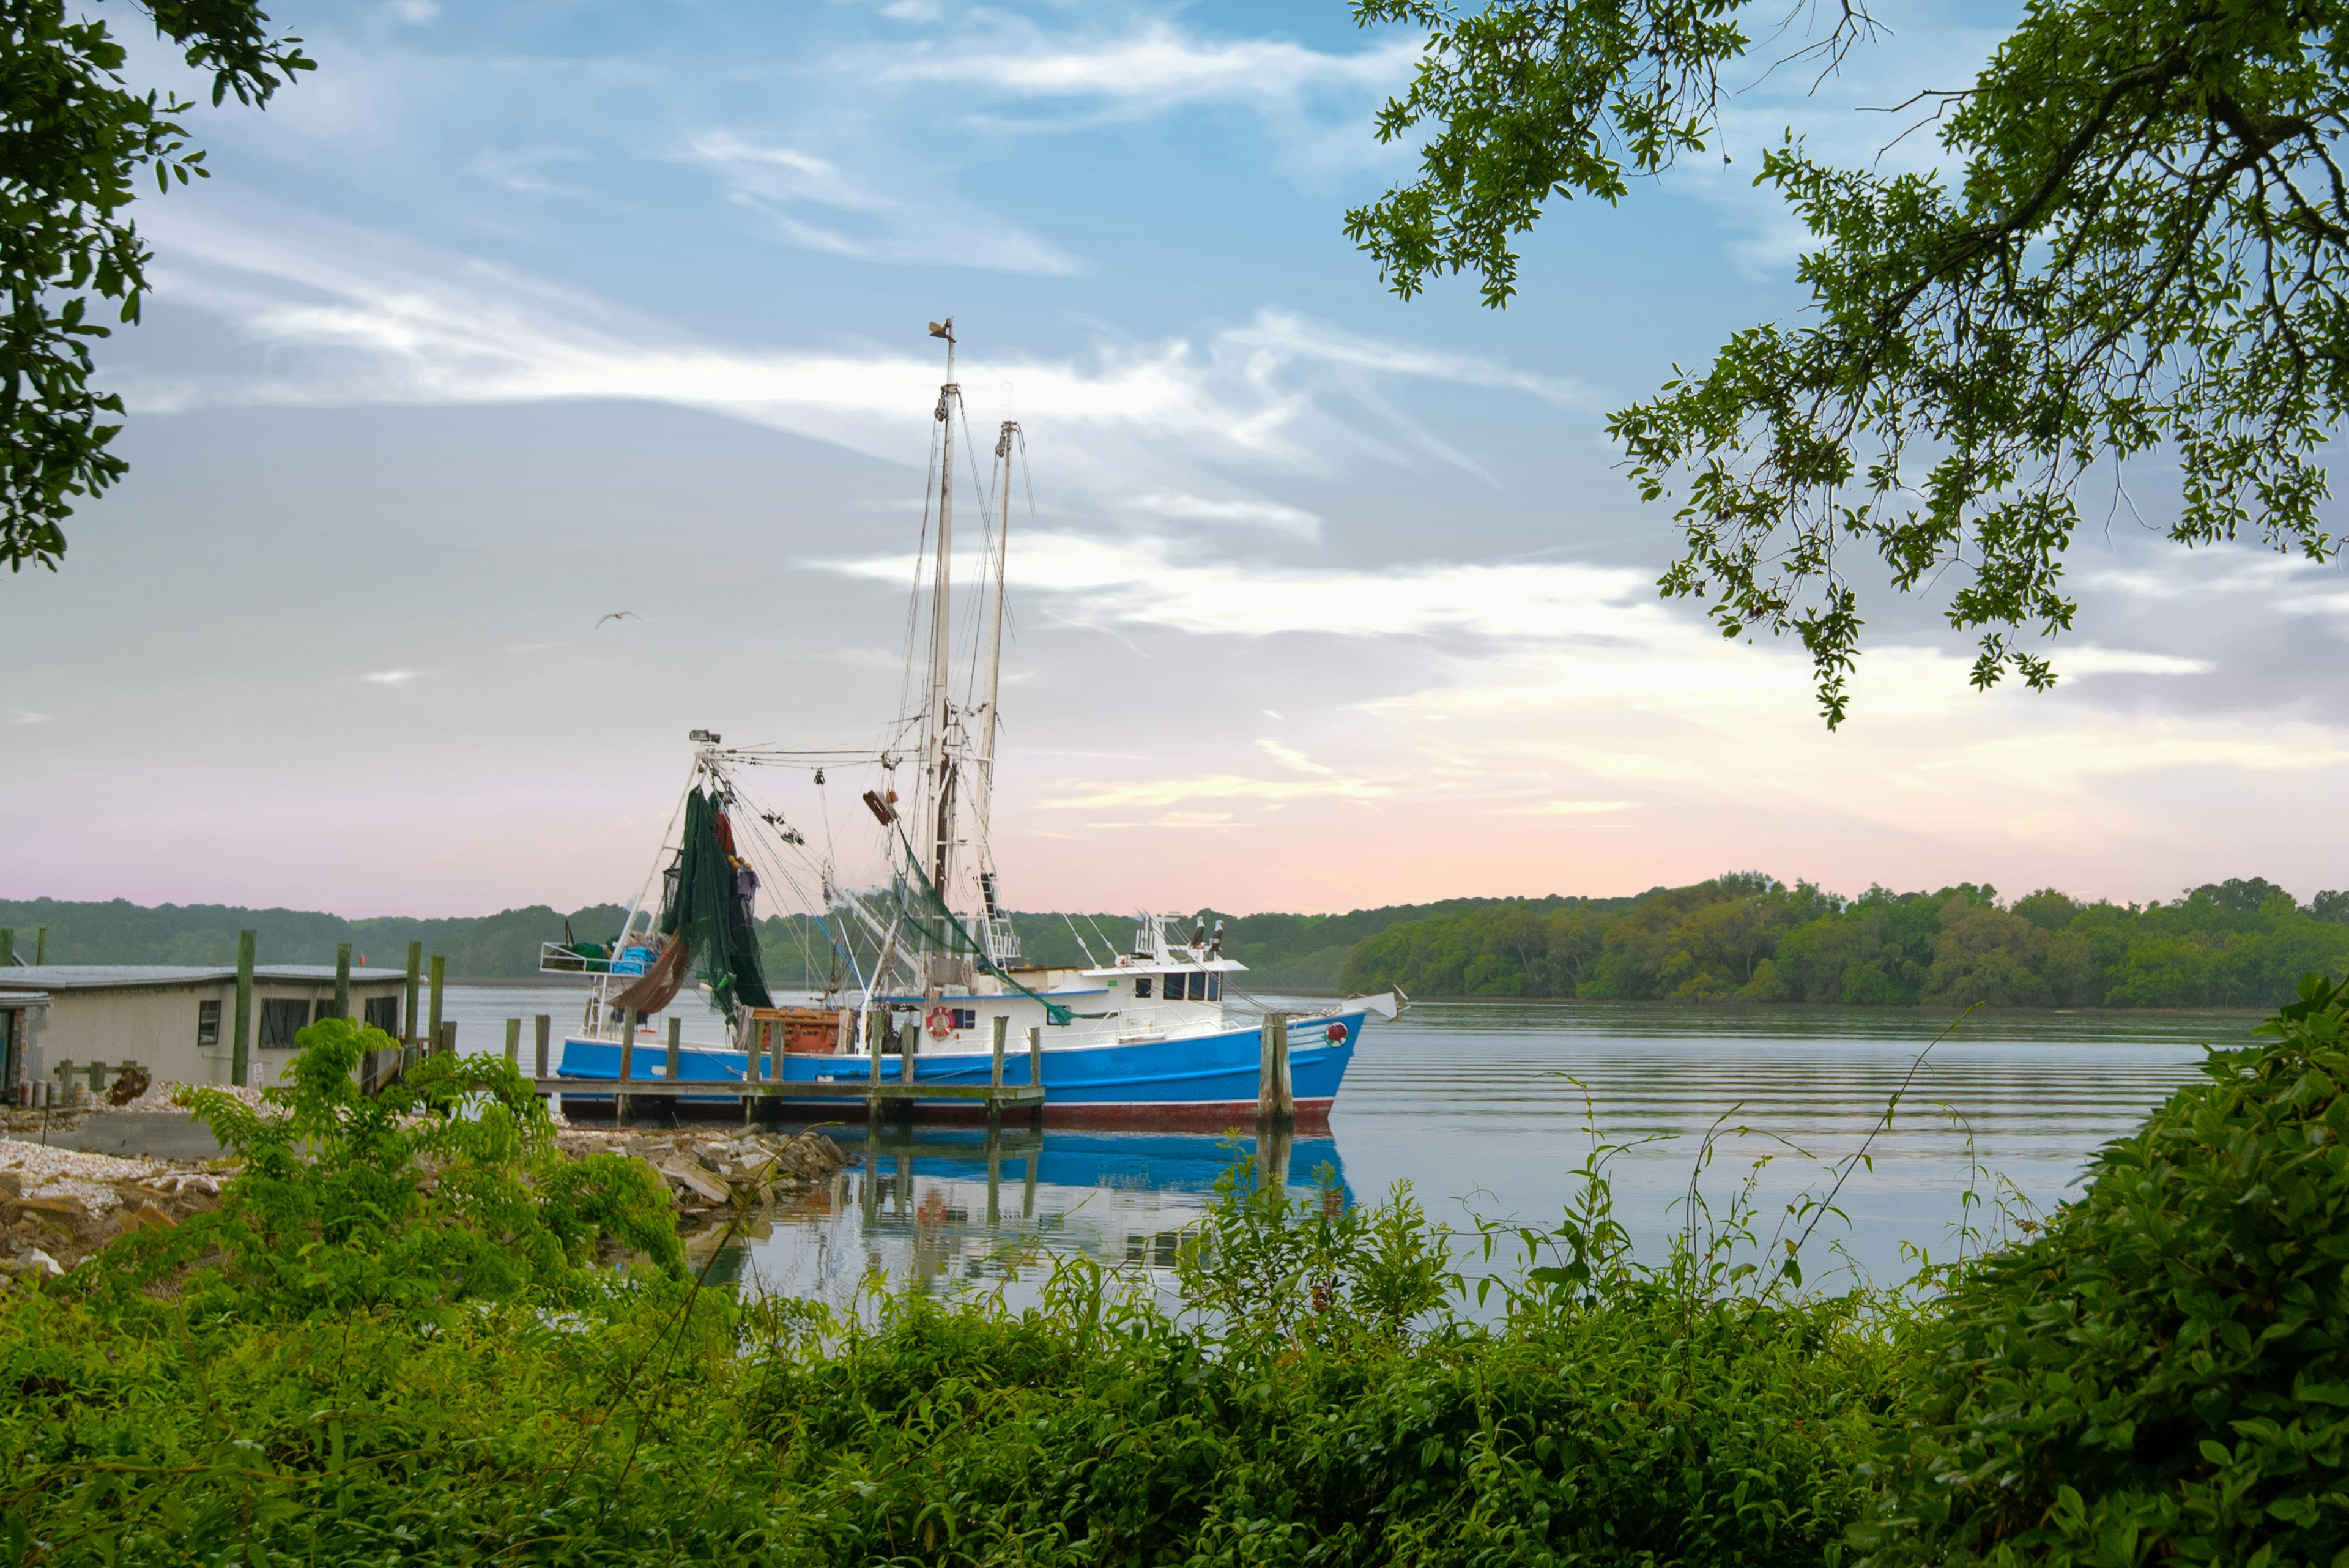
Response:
[440, 986, 2249, 1308]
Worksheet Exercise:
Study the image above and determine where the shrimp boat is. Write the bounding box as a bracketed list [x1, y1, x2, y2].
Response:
[544, 322, 1395, 1128]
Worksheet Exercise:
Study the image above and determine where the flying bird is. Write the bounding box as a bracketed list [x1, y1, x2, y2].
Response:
[595, 611, 639, 629]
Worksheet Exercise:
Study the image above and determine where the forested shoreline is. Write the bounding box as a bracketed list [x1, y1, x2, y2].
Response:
[1343, 875, 2349, 1009]
[12, 874, 2348, 1009]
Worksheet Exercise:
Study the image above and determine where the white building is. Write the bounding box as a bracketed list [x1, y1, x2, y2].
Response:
[0, 965, 409, 1094]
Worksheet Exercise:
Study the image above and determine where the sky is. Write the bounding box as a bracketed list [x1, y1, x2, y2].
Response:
[4, 0, 2347, 921]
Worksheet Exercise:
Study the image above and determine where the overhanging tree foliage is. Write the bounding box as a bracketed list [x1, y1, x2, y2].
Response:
[1349, 0, 2349, 724]
[2, 1, 310, 572]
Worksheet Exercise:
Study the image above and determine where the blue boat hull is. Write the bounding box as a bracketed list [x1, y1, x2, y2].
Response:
[555, 1013, 1362, 1128]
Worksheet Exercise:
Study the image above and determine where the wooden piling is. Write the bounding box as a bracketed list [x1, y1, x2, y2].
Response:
[617, 1009, 636, 1124]
[1258, 1123, 1293, 1194]
[985, 1132, 1001, 1227]
[426, 956, 446, 1047]
[505, 1017, 521, 1068]
[534, 1014, 551, 1079]
[667, 1016, 681, 1083]
[987, 1015, 1007, 1139]
[0, 931, 12, 967]
[742, 1019, 761, 1125]
[1256, 1012, 1293, 1130]
[437, 1020, 456, 1058]
[232, 929, 255, 1088]
[403, 942, 423, 1046]
[861, 1116, 880, 1223]
[1027, 1025, 1044, 1130]
[33, 928, 45, 965]
[896, 1019, 917, 1127]
[1022, 1153, 1037, 1220]
[333, 943, 351, 1020]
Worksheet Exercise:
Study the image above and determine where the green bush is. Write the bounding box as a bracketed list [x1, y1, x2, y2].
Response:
[79, 1015, 680, 1321]
[1857, 973, 2349, 1566]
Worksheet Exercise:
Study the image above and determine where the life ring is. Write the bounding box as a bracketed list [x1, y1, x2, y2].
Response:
[925, 1006, 956, 1039]
[1325, 1022, 1347, 1044]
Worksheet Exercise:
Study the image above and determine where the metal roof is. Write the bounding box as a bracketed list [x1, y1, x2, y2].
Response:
[0, 965, 411, 992]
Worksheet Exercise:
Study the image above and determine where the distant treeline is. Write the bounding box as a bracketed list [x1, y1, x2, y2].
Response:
[0, 899, 630, 979]
[0, 896, 1505, 990]
[1340, 874, 2349, 1009]
[19, 875, 2333, 1007]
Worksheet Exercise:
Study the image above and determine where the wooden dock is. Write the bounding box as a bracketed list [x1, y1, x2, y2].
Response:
[530, 1078, 1045, 1104]
[534, 1075, 1048, 1132]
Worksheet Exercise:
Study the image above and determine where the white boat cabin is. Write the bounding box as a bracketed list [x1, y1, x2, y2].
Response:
[875, 915, 1244, 1055]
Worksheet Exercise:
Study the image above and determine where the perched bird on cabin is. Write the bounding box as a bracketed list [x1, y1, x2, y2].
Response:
[595, 611, 639, 629]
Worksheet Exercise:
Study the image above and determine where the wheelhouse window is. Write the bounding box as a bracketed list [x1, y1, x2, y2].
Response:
[1134, 977, 1152, 999]
[952, 1008, 976, 1031]
[1187, 971, 1208, 1001]
[259, 998, 310, 1049]
[196, 1000, 221, 1046]
[1208, 973, 1222, 1001]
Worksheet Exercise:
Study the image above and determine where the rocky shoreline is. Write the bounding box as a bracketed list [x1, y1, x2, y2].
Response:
[0, 1088, 855, 1284]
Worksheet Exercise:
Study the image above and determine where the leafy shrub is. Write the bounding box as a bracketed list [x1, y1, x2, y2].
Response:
[80, 1015, 680, 1320]
[1857, 973, 2349, 1566]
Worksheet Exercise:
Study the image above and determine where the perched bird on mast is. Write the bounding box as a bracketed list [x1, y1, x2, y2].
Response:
[927, 318, 954, 343]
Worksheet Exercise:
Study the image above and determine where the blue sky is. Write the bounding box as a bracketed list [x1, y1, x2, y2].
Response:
[6, 0, 2346, 919]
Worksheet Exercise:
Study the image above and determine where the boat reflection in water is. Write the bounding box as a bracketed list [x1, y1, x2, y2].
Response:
[702, 1125, 1349, 1307]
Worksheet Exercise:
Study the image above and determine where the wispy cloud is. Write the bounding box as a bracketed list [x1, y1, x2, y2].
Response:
[2058, 648, 2216, 677]
[1043, 771, 1390, 810]
[871, 20, 1419, 117]
[9, 708, 51, 725]
[137, 209, 1567, 499]
[469, 147, 590, 199]
[362, 668, 443, 686]
[1493, 800, 1636, 816]
[1128, 491, 1323, 540]
[1260, 738, 1337, 776]
[679, 131, 1085, 275]
[822, 532, 1669, 645]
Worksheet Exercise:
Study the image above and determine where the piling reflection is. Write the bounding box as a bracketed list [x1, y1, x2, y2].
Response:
[710, 1125, 1348, 1306]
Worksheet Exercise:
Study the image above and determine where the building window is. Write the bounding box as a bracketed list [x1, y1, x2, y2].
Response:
[1134, 977, 1152, 999]
[364, 996, 399, 1035]
[196, 1000, 221, 1046]
[259, 998, 310, 1049]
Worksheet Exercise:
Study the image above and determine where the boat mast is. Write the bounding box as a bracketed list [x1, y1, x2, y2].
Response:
[973, 419, 1016, 890]
[921, 319, 959, 906]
